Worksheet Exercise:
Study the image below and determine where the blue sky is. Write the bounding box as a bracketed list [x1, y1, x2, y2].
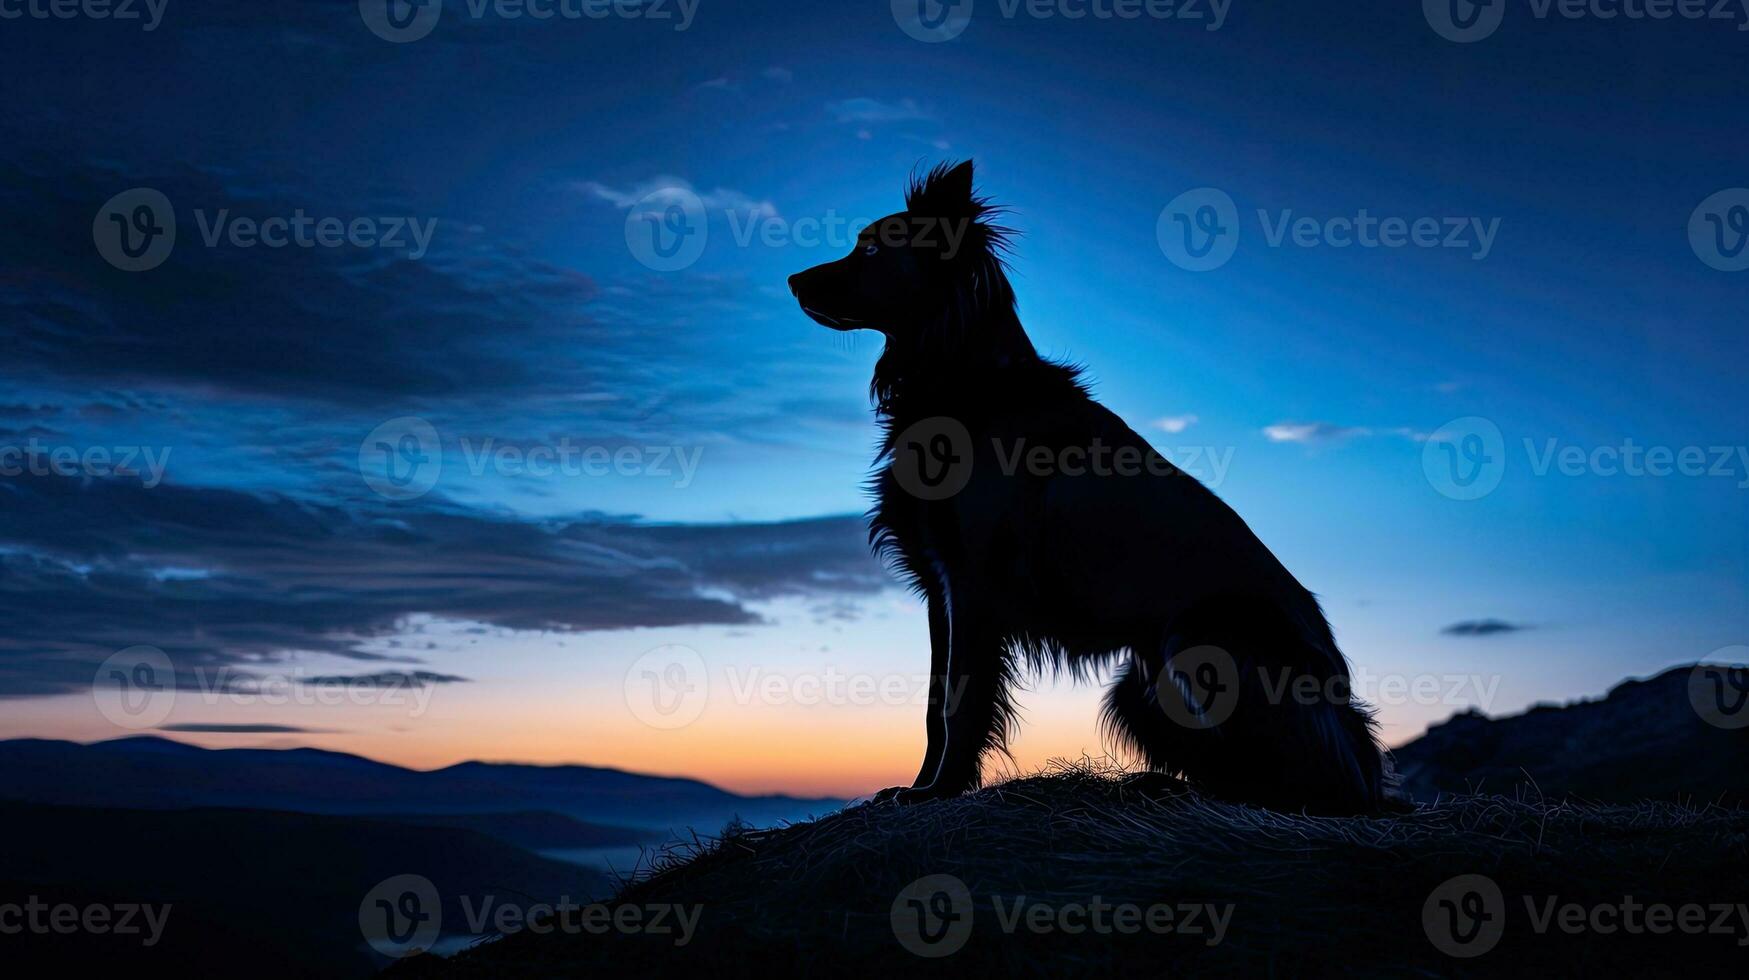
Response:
[0, 0, 1744, 793]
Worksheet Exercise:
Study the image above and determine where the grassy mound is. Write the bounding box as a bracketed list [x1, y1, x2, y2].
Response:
[392, 763, 1749, 977]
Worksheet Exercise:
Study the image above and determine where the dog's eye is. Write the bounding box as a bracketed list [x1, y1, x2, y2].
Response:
[861, 244, 879, 256]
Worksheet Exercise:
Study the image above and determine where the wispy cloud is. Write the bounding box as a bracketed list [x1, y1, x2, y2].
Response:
[1263, 420, 1440, 444]
[1153, 414, 1199, 434]
[578, 176, 778, 218]
[305, 671, 470, 688]
[1262, 421, 1371, 444]
[159, 724, 341, 734]
[826, 97, 933, 124]
[696, 67, 793, 93]
[0, 472, 891, 698]
[1, 163, 628, 409]
[1441, 619, 1532, 637]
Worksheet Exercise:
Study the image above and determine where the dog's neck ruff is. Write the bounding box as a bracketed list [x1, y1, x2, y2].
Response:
[869, 299, 1044, 414]
[871, 341, 1087, 432]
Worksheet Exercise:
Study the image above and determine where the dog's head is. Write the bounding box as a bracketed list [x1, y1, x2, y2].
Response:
[787, 160, 1012, 339]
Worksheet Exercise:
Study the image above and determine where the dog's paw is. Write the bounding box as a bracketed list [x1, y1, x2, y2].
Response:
[873, 783, 966, 805]
[872, 785, 948, 805]
[890, 785, 960, 806]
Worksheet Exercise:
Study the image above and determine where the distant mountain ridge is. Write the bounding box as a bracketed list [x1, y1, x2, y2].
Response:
[0, 736, 842, 832]
[1392, 663, 1749, 804]
[11, 661, 1741, 826]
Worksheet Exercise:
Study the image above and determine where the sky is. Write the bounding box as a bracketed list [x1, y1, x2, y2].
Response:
[0, 0, 1745, 797]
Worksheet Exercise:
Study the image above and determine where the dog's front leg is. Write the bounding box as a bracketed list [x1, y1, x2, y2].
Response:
[890, 595, 1009, 804]
[873, 595, 949, 804]
[912, 594, 951, 785]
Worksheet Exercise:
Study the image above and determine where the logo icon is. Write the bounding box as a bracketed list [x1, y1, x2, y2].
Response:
[1423, 416, 1506, 500]
[1156, 644, 1240, 729]
[360, 0, 442, 43]
[624, 186, 708, 272]
[893, 0, 973, 42]
[891, 874, 973, 957]
[1424, 0, 1505, 43]
[360, 417, 442, 501]
[94, 188, 176, 272]
[93, 646, 176, 729]
[889, 417, 974, 501]
[1689, 189, 1749, 272]
[625, 645, 709, 729]
[359, 874, 442, 957]
[1689, 652, 1749, 730]
[1157, 188, 1239, 272]
[1423, 874, 1505, 957]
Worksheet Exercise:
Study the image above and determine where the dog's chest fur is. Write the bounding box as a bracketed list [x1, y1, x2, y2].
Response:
[866, 364, 1101, 613]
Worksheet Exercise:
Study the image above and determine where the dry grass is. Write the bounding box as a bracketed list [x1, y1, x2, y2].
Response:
[393, 762, 1749, 978]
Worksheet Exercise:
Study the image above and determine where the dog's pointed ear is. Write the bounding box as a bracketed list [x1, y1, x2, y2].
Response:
[941, 160, 974, 203]
[906, 159, 979, 218]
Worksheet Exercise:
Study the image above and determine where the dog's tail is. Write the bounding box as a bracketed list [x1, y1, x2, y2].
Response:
[1152, 595, 1393, 815]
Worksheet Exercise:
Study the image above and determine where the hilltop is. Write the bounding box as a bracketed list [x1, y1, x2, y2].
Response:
[391, 764, 1749, 978]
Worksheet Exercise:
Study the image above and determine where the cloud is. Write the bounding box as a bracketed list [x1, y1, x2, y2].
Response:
[159, 724, 341, 734]
[1384, 426, 1434, 442]
[0, 405, 63, 420]
[694, 67, 793, 93]
[901, 133, 953, 152]
[826, 98, 933, 124]
[0, 158, 835, 493]
[1153, 414, 1199, 434]
[1441, 619, 1531, 637]
[578, 176, 778, 218]
[304, 671, 470, 688]
[0, 161, 622, 408]
[0, 472, 890, 697]
[1262, 422, 1372, 444]
[1263, 421, 1439, 444]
